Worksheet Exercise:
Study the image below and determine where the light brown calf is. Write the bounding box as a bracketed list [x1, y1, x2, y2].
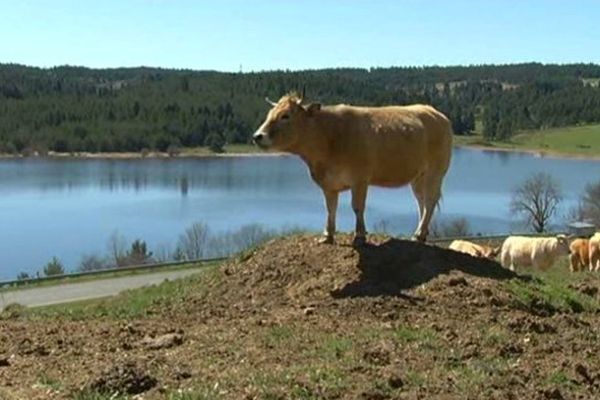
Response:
[569, 238, 590, 272]
[253, 92, 453, 244]
[449, 240, 500, 259]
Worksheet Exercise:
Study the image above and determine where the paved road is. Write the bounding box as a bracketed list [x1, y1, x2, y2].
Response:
[0, 268, 205, 310]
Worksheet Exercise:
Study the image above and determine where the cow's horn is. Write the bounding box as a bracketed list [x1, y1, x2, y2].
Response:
[265, 97, 277, 106]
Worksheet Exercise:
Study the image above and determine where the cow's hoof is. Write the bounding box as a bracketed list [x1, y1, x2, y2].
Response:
[411, 235, 426, 243]
[352, 236, 367, 247]
[317, 236, 334, 245]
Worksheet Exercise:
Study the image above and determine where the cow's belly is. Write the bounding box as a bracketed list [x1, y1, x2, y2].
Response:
[512, 251, 534, 267]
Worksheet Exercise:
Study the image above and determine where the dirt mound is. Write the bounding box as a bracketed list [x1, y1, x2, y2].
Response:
[199, 234, 516, 317]
[3, 234, 600, 399]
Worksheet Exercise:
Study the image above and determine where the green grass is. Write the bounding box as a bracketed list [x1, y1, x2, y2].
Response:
[454, 123, 600, 158]
[73, 388, 223, 400]
[504, 272, 600, 315]
[18, 264, 219, 320]
[180, 143, 264, 156]
[36, 373, 63, 391]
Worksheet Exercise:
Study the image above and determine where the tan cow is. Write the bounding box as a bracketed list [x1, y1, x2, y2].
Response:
[449, 240, 500, 259]
[253, 92, 453, 244]
[569, 238, 590, 272]
[590, 233, 600, 271]
[500, 235, 570, 271]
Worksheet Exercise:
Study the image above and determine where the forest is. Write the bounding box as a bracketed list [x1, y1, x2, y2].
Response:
[1, 63, 600, 153]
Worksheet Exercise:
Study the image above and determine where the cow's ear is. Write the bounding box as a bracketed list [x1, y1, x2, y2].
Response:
[305, 103, 321, 116]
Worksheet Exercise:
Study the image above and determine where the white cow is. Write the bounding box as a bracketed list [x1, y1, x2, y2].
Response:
[590, 232, 600, 271]
[500, 235, 570, 271]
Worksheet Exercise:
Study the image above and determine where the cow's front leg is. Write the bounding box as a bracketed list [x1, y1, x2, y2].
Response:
[318, 189, 338, 244]
[351, 183, 368, 246]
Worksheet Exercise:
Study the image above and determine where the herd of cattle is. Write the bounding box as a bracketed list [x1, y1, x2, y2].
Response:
[449, 232, 600, 272]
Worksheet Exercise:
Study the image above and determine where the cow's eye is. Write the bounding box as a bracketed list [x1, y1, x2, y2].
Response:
[281, 114, 290, 121]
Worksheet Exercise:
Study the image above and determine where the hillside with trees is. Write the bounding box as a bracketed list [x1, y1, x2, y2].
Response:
[1, 63, 600, 154]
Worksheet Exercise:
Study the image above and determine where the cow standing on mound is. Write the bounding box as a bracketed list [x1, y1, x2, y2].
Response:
[500, 235, 570, 271]
[253, 92, 453, 245]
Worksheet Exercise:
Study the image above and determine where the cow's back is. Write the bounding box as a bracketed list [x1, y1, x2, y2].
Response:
[449, 240, 478, 256]
[501, 236, 536, 268]
[324, 104, 452, 187]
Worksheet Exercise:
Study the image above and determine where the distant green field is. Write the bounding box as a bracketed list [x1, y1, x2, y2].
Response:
[454, 124, 600, 158]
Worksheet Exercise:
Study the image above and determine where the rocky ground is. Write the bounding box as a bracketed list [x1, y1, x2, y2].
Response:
[2, 235, 600, 399]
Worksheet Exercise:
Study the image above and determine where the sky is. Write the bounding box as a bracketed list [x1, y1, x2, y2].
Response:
[1, 0, 599, 71]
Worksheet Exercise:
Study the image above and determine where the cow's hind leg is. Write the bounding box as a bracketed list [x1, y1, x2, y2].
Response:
[318, 190, 338, 244]
[351, 183, 368, 246]
[410, 176, 425, 231]
[412, 172, 443, 242]
[569, 253, 579, 272]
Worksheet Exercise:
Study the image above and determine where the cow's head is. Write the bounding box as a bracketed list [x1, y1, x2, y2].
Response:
[555, 234, 571, 254]
[252, 91, 321, 151]
[484, 246, 501, 259]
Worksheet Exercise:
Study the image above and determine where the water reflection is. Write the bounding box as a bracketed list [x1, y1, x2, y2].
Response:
[0, 149, 599, 278]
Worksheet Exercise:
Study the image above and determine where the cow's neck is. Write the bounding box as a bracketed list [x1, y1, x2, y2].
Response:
[290, 111, 334, 166]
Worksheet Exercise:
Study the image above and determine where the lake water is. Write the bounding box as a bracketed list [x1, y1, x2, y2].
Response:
[1, 147, 600, 279]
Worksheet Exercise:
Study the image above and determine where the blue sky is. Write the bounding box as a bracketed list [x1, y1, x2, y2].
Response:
[1, 0, 599, 71]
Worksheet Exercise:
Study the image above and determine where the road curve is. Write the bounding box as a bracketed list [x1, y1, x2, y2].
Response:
[0, 268, 205, 310]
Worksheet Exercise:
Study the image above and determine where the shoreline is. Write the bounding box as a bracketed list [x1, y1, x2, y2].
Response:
[0, 144, 598, 161]
[0, 150, 288, 160]
[454, 143, 600, 161]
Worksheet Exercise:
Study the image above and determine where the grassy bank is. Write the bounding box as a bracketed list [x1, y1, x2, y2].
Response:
[454, 124, 600, 159]
[0, 143, 271, 160]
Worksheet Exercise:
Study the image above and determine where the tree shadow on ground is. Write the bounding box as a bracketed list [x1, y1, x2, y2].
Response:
[332, 238, 517, 298]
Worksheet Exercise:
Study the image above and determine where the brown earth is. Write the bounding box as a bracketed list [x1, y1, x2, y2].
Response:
[1, 235, 600, 399]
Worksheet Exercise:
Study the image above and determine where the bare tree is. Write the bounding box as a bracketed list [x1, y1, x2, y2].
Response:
[580, 181, 600, 225]
[78, 254, 108, 272]
[154, 243, 173, 263]
[510, 172, 562, 233]
[176, 222, 210, 260]
[229, 224, 274, 251]
[107, 231, 128, 267]
[430, 217, 472, 238]
[371, 219, 393, 235]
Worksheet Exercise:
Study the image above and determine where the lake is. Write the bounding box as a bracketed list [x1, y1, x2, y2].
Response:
[1, 147, 599, 279]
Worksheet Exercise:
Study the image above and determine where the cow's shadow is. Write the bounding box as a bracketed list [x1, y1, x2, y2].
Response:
[331, 238, 517, 298]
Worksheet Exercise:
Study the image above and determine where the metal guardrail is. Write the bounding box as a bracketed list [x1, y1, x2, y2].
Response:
[428, 231, 568, 244]
[0, 257, 227, 289]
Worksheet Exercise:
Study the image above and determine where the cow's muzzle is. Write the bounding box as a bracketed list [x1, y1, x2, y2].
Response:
[252, 131, 270, 148]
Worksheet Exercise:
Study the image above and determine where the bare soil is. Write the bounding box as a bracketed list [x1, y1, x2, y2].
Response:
[2, 235, 600, 399]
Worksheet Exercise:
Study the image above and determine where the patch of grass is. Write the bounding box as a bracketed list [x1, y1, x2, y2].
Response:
[404, 370, 426, 387]
[263, 325, 295, 347]
[36, 373, 62, 391]
[248, 365, 348, 400]
[455, 123, 600, 158]
[449, 357, 509, 394]
[482, 326, 509, 346]
[26, 264, 219, 320]
[319, 336, 354, 361]
[393, 325, 439, 349]
[505, 275, 599, 315]
[545, 370, 580, 389]
[167, 387, 224, 400]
